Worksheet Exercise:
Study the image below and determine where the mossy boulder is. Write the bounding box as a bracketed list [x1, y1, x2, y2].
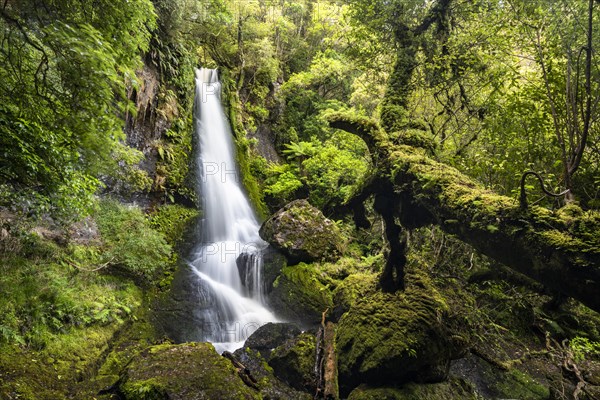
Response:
[117, 342, 260, 399]
[268, 332, 317, 393]
[346, 379, 478, 400]
[268, 263, 334, 324]
[259, 199, 344, 264]
[336, 267, 453, 396]
[331, 272, 378, 321]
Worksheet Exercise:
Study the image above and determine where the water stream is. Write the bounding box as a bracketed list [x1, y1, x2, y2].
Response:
[187, 68, 276, 353]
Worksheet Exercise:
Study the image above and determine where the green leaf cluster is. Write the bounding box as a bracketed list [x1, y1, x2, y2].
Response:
[93, 199, 172, 281]
[0, 0, 156, 220]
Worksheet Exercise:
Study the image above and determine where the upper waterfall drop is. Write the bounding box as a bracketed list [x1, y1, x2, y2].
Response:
[189, 67, 277, 353]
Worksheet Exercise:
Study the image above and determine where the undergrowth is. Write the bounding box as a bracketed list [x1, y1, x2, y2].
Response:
[0, 197, 195, 398]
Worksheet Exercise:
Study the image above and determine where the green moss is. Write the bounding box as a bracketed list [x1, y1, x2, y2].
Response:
[221, 69, 268, 219]
[269, 332, 317, 392]
[495, 369, 550, 399]
[149, 204, 199, 246]
[120, 342, 260, 399]
[270, 263, 334, 323]
[122, 378, 169, 400]
[336, 262, 450, 394]
[388, 144, 600, 259]
[393, 128, 436, 153]
[347, 379, 478, 400]
[319, 255, 382, 281]
[0, 323, 131, 399]
[332, 272, 378, 316]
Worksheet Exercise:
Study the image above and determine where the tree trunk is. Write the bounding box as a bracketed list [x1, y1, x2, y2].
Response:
[328, 112, 600, 312]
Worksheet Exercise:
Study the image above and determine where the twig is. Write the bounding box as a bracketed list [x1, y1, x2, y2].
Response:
[64, 257, 115, 272]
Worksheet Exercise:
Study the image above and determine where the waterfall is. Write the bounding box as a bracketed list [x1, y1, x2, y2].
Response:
[188, 68, 276, 353]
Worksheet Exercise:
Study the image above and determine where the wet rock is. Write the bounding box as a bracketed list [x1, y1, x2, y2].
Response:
[259, 199, 343, 264]
[69, 216, 101, 245]
[232, 346, 312, 400]
[236, 252, 261, 296]
[268, 332, 318, 394]
[244, 322, 302, 358]
[116, 342, 260, 399]
[261, 246, 287, 293]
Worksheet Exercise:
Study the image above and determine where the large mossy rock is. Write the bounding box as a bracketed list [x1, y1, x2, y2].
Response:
[268, 263, 334, 324]
[331, 272, 379, 321]
[346, 379, 478, 400]
[117, 342, 259, 400]
[268, 332, 318, 393]
[336, 267, 454, 396]
[259, 199, 344, 264]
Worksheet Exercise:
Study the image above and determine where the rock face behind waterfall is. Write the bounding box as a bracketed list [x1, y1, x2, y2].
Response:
[259, 199, 344, 264]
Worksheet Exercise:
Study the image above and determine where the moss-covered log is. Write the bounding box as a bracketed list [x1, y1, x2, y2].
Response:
[328, 112, 600, 312]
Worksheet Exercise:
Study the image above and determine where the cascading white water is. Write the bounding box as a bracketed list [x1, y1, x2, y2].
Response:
[189, 68, 276, 353]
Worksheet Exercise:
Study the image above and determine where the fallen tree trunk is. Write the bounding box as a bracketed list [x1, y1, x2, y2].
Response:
[328, 112, 600, 312]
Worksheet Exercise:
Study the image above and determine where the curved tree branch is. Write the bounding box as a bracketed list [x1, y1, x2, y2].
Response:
[519, 171, 570, 210]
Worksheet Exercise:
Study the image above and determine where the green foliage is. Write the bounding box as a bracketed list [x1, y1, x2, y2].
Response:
[264, 163, 304, 205]
[265, 132, 369, 209]
[155, 115, 196, 203]
[94, 199, 172, 281]
[302, 132, 370, 208]
[0, 0, 156, 220]
[276, 51, 356, 146]
[569, 336, 600, 362]
[149, 204, 199, 246]
[0, 252, 141, 349]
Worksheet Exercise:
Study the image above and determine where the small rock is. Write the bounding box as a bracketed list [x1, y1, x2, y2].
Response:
[69, 216, 101, 245]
